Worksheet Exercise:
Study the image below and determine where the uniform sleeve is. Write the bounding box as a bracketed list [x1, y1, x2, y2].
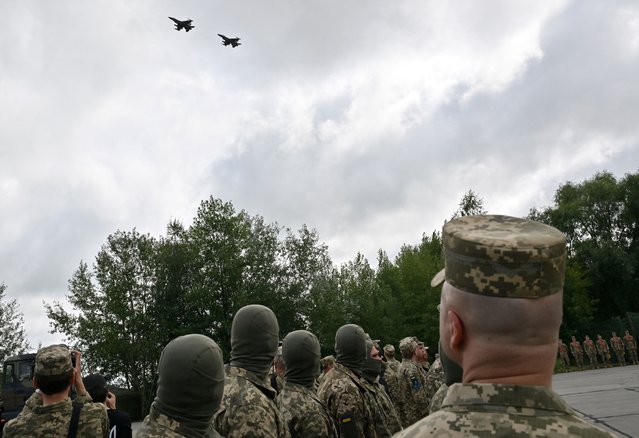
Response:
[219, 404, 288, 438]
[333, 385, 366, 438]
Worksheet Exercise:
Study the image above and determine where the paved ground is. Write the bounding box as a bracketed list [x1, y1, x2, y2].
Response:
[553, 364, 639, 437]
[132, 364, 639, 437]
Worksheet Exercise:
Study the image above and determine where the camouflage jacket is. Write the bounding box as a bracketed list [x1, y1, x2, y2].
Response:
[569, 341, 583, 356]
[428, 383, 448, 415]
[317, 362, 377, 438]
[583, 339, 597, 355]
[213, 365, 289, 438]
[136, 406, 222, 438]
[381, 365, 403, 422]
[610, 336, 625, 351]
[392, 383, 615, 437]
[596, 339, 609, 354]
[360, 378, 402, 438]
[397, 359, 429, 427]
[276, 382, 337, 438]
[423, 358, 443, 404]
[386, 358, 401, 374]
[623, 334, 637, 350]
[3, 391, 108, 438]
[558, 342, 569, 356]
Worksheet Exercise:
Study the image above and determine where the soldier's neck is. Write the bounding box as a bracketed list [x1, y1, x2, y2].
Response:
[41, 389, 71, 406]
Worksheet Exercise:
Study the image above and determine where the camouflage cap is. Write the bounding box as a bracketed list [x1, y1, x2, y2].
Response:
[383, 344, 395, 353]
[35, 344, 73, 377]
[320, 355, 335, 367]
[399, 336, 423, 355]
[430, 215, 566, 298]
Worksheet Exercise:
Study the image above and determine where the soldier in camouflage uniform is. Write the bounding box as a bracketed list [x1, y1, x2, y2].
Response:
[269, 347, 286, 394]
[569, 336, 584, 370]
[428, 382, 447, 414]
[137, 334, 225, 438]
[383, 345, 401, 373]
[318, 355, 336, 385]
[393, 215, 614, 437]
[423, 356, 443, 406]
[610, 331, 626, 366]
[595, 334, 611, 367]
[397, 336, 430, 427]
[3, 345, 109, 438]
[583, 335, 598, 369]
[360, 340, 402, 437]
[214, 304, 289, 438]
[277, 330, 337, 438]
[623, 330, 638, 364]
[380, 348, 402, 421]
[317, 323, 376, 438]
[557, 339, 570, 369]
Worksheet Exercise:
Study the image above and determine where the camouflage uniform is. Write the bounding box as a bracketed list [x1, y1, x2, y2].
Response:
[397, 358, 429, 427]
[137, 406, 222, 437]
[394, 383, 615, 437]
[569, 338, 584, 370]
[277, 382, 337, 438]
[583, 337, 598, 369]
[317, 362, 376, 438]
[610, 333, 626, 366]
[360, 378, 402, 437]
[623, 331, 638, 365]
[595, 336, 611, 367]
[214, 365, 289, 438]
[423, 357, 443, 404]
[395, 215, 615, 438]
[557, 340, 570, 369]
[428, 383, 448, 414]
[381, 363, 402, 419]
[386, 358, 401, 374]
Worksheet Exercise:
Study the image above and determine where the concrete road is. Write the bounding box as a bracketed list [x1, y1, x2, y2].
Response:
[553, 364, 639, 437]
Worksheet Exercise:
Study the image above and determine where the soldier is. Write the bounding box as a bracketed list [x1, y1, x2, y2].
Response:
[583, 335, 598, 369]
[137, 334, 225, 437]
[397, 336, 430, 427]
[269, 347, 286, 394]
[569, 336, 584, 370]
[213, 304, 289, 438]
[557, 339, 570, 369]
[610, 331, 626, 366]
[393, 215, 614, 437]
[596, 334, 611, 367]
[423, 355, 443, 407]
[380, 349, 402, 421]
[3, 345, 109, 438]
[277, 330, 337, 438]
[360, 340, 402, 437]
[623, 330, 638, 365]
[317, 323, 376, 438]
[383, 345, 401, 373]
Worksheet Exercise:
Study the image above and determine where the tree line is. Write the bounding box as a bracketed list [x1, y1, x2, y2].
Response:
[1, 169, 637, 412]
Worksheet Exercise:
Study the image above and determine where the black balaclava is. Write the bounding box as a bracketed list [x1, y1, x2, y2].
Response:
[335, 324, 367, 375]
[229, 304, 279, 381]
[153, 334, 225, 437]
[361, 340, 382, 383]
[438, 340, 463, 386]
[282, 330, 320, 388]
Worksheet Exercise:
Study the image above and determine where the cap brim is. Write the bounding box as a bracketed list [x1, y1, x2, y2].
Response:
[430, 268, 445, 288]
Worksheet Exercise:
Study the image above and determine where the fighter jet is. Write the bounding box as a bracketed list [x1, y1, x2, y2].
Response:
[218, 34, 241, 47]
[169, 17, 194, 32]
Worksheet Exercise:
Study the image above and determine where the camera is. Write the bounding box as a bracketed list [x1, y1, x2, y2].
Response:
[70, 352, 76, 368]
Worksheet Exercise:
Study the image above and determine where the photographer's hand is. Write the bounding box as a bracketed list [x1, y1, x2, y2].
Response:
[71, 349, 88, 396]
[105, 391, 116, 409]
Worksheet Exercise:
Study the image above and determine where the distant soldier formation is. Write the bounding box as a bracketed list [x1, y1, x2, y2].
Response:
[3, 215, 624, 437]
[558, 330, 638, 370]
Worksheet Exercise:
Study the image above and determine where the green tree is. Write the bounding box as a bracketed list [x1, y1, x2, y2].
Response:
[452, 189, 487, 218]
[0, 284, 30, 364]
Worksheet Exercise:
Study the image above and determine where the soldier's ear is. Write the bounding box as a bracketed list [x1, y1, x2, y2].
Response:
[448, 309, 465, 352]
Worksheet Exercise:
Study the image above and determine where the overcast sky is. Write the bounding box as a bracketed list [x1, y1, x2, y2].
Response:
[1, 0, 638, 349]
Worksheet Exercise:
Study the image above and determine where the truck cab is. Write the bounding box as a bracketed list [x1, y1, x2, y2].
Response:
[0, 353, 36, 426]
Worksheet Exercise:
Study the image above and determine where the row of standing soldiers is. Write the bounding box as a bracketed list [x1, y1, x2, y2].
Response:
[557, 330, 638, 370]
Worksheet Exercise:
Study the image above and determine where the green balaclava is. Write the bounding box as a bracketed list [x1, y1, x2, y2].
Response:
[335, 324, 367, 375]
[438, 340, 463, 386]
[229, 304, 279, 381]
[153, 334, 225, 437]
[282, 330, 321, 388]
[361, 340, 382, 383]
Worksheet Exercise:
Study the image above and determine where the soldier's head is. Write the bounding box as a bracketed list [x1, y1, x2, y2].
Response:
[612, 331, 617, 337]
[431, 215, 566, 386]
[282, 330, 321, 388]
[585, 335, 590, 341]
[571, 336, 576, 341]
[335, 324, 367, 371]
[230, 304, 279, 379]
[273, 346, 286, 377]
[626, 330, 630, 336]
[84, 373, 108, 403]
[361, 340, 383, 383]
[383, 344, 396, 360]
[320, 355, 335, 373]
[597, 334, 603, 340]
[33, 344, 75, 396]
[399, 336, 422, 360]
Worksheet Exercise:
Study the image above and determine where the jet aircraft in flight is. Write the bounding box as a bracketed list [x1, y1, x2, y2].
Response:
[169, 17, 194, 32]
[218, 34, 241, 47]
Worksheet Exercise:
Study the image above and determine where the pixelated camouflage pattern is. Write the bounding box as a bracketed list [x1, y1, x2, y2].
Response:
[596, 337, 611, 367]
[276, 382, 337, 438]
[583, 338, 598, 368]
[399, 337, 421, 357]
[423, 357, 443, 404]
[213, 365, 289, 438]
[393, 383, 616, 437]
[382, 364, 403, 422]
[34, 344, 73, 377]
[360, 378, 402, 437]
[558, 341, 570, 368]
[397, 359, 429, 427]
[435, 215, 566, 298]
[569, 340, 584, 368]
[610, 335, 626, 365]
[386, 357, 401, 373]
[137, 406, 222, 438]
[428, 382, 448, 415]
[3, 391, 108, 438]
[624, 333, 638, 364]
[316, 362, 376, 438]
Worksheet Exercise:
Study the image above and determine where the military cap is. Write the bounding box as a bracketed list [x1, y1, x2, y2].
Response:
[383, 344, 395, 353]
[399, 336, 423, 355]
[35, 344, 73, 377]
[431, 215, 566, 298]
[321, 355, 335, 367]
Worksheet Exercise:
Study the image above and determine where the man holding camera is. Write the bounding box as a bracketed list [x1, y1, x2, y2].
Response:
[3, 344, 109, 437]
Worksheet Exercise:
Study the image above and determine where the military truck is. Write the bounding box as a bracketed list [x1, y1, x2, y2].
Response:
[0, 353, 36, 434]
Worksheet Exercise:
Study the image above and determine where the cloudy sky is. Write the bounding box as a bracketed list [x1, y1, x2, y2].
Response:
[1, 0, 638, 348]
